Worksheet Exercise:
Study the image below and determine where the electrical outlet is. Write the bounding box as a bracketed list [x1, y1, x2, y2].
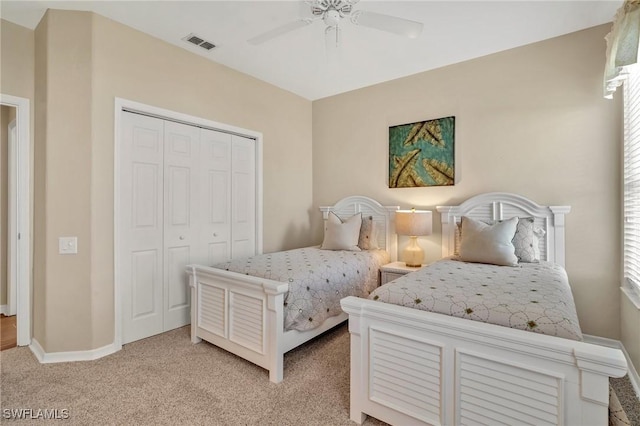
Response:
[59, 237, 78, 255]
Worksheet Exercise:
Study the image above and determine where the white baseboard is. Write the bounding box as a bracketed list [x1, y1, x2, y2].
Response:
[0, 305, 7, 316]
[584, 334, 640, 398]
[29, 338, 119, 364]
[621, 343, 640, 398]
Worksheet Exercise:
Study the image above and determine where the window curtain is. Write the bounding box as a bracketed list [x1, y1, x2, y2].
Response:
[604, 0, 640, 99]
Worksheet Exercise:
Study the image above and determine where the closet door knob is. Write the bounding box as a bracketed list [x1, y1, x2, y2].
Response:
[213, 233, 218, 237]
[179, 236, 185, 240]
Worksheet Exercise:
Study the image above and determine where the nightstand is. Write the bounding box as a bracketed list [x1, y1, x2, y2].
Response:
[380, 261, 423, 285]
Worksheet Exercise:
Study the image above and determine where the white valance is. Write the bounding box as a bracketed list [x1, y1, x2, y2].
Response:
[604, 0, 640, 99]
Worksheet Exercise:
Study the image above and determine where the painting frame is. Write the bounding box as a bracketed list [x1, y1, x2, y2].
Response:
[388, 116, 455, 188]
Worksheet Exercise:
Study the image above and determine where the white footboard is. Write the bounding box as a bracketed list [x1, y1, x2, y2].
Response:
[341, 296, 627, 426]
[187, 265, 289, 383]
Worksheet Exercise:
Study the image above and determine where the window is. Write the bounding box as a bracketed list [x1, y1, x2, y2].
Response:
[623, 63, 640, 295]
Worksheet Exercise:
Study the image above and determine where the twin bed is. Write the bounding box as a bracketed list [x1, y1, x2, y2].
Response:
[187, 195, 399, 383]
[187, 193, 627, 426]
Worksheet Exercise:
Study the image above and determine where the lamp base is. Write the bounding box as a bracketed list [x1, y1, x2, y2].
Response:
[402, 236, 424, 268]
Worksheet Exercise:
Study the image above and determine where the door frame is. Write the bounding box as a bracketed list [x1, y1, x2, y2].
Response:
[7, 119, 17, 317]
[113, 98, 263, 349]
[1, 94, 31, 346]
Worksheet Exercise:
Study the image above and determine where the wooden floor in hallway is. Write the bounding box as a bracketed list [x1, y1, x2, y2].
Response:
[1, 314, 17, 351]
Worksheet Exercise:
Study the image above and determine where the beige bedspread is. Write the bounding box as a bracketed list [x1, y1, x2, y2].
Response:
[214, 246, 390, 332]
[369, 259, 583, 340]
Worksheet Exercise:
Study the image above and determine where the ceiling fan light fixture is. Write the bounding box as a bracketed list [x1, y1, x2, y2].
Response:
[323, 9, 342, 26]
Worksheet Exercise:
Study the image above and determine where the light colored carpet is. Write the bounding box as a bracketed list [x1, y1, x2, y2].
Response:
[0, 324, 385, 425]
[611, 376, 640, 426]
[1, 324, 638, 425]
[610, 385, 632, 426]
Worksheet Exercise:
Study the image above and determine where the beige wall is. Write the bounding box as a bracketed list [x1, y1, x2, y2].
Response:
[1, 20, 35, 99]
[33, 10, 313, 351]
[312, 24, 623, 339]
[33, 14, 48, 347]
[35, 10, 94, 351]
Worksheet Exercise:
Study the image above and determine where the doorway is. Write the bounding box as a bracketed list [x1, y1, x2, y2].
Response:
[1, 106, 16, 349]
[0, 94, 31, 347]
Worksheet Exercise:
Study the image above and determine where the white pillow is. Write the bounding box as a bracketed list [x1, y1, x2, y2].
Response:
[459, 216, 518, 266]
[321, 212, 362, 251]
[456, 217, 545, 262]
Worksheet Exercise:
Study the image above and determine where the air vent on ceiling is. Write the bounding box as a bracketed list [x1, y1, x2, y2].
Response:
[199, 41, 216, 51]
[182, 33, 216, 51]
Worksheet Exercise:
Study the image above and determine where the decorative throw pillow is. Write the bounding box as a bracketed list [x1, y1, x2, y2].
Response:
[458, 216, 518, 266]
[358, 216, 379, 250]
[321, 212, 362, 251]
[512, 217, 538, 263]
[533, 226, 546, 261]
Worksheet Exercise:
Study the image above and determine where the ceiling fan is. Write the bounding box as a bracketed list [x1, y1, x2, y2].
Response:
[247, 0, 424, 47]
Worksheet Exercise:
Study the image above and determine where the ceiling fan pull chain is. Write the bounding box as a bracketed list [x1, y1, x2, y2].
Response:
[325, 25, 341, 48]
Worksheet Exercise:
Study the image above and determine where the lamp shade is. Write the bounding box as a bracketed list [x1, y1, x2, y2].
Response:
[395, 210, 432, 236]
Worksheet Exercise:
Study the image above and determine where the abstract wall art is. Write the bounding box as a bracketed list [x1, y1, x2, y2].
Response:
[389, 116, 455, 188]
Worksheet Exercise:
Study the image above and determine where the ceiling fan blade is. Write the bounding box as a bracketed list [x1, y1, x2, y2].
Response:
[351, 10, 423, 39]
[248, 19, 313, 45]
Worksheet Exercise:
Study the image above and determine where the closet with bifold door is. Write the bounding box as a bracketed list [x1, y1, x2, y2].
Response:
[119, 111, 257, 344]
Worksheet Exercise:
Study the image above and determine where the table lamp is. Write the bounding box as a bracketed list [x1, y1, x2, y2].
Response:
[395, 209, 432, 267]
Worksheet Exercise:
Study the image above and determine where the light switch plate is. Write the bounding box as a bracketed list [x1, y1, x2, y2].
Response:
[59, 237, 78, 255]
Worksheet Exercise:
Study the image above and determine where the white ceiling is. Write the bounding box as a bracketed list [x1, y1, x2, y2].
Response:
[1, 0, 622, 100]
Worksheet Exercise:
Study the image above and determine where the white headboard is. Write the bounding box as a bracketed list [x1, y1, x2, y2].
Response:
[436, 192, 571, 266]
[319, 196, 400, 261]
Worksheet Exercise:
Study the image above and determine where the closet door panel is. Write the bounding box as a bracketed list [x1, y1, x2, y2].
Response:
[120, 111, 259, 344]
[131, 250, 159, 317]
[200, 129, 232, 264]
[120, 112, 164, 344]
[167, 245, 190, 310]
[167, 166, 190, 226]
[231, 135, 256, 259]
[163, 121, 199, 331]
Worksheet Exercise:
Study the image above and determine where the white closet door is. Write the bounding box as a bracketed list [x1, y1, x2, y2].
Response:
[120, 109, 259, 344]
[163, 121, 199, 331]
[120, 112, 164, 344]
[231, 135, 256, 259]
[199, 128, 232, 265]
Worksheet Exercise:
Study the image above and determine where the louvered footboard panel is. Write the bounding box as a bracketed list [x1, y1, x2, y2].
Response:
[369, 328, 444, 425]
[198, 284, 226, 337]
[230, 292, 265, 354]
[457, 351, 561, 426]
